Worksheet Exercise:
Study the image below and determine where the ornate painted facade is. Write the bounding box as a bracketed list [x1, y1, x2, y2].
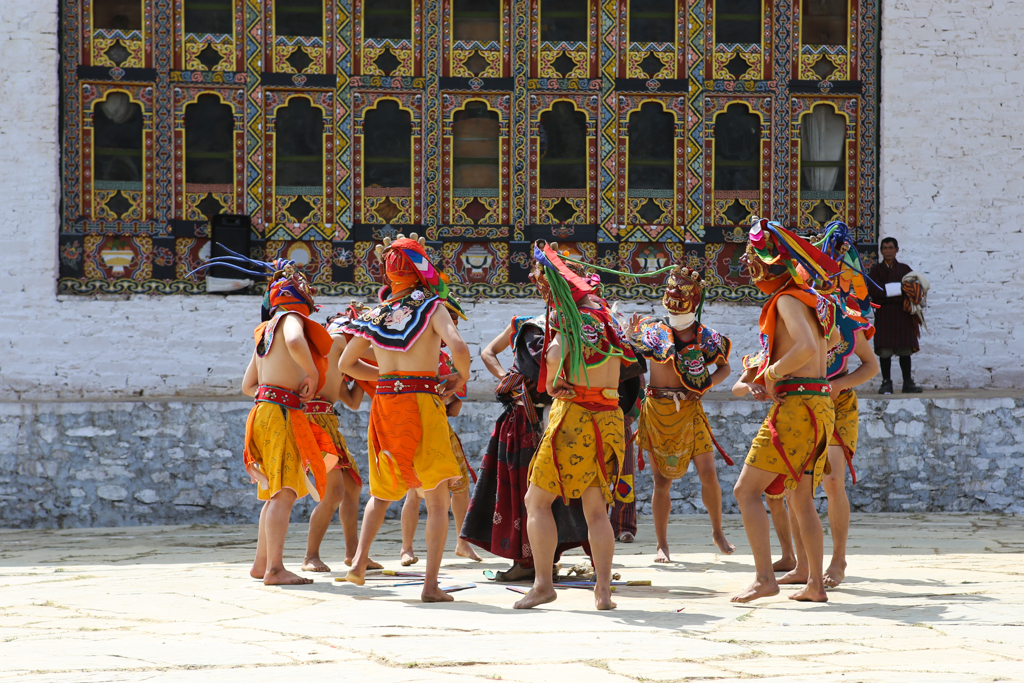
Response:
[59, 0, 879, 302]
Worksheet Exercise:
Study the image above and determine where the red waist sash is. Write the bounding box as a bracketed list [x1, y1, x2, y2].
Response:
[376, 373, 442, 395]
[775, 377, 831, 396]
[255, 384, 302, 410]
[303, 398, 336, 415]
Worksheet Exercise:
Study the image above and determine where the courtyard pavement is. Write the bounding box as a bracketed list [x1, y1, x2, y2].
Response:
[1, 513, 1022, 682]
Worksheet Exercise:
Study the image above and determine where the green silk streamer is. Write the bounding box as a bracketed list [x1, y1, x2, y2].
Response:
[558, 254, 677, 279]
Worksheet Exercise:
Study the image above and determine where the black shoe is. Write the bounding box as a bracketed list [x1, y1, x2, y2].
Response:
[902, 379, 924, 394]
[880, 379, 893, 395]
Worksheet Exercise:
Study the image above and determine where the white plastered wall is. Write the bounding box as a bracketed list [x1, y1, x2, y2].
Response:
[877, 0, 1024, 388]
[1, 0, 1021, 401]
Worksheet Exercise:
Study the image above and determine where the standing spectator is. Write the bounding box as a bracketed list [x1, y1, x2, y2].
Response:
[867, 237, 923, 394]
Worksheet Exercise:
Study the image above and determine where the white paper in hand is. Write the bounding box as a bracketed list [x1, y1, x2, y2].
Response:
[884, 282, 902, 298]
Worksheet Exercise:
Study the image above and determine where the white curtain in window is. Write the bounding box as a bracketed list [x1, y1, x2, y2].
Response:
[100, 92, 133, 124]
[801, 105, 844, 191]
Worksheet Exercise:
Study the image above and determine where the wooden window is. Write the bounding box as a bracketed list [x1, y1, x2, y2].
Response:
[94, 93, 144, 188]
[802, 0, 847, 46]
[185, 94, 234, 189]
[94, 0, 142, 30]
[630, 0, 675, 45]
[800, 104, 844, 192]
[453, 0, 500, 42]
[364, 100, 412, 189]
[275, 0, 322, 37]
[628, 102, 674, 193]
[541, 0, 588, 42]
[452, 101, 500, 194]
[276, 97, 323, 193]
[184, 1, 233, 35]
[716, 0, 760, 45]
[713, 103, 759, 192]
[365, 0, 412, 40]
[539, 102, 587, 191]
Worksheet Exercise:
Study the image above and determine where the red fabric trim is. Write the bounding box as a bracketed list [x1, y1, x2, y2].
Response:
[699, 411, 734, 466]
[832, 429, 857, 485]
[765, 404, 802, 485]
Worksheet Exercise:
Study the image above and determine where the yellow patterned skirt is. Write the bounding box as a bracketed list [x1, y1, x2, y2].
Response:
[829, 388, 859, 482]
[529, 390, 624, 505]
[247, 402, 311, 501]
[638, 396, 714, 479]
[745, 379, 835, 497]
[448, 424, 475, 495]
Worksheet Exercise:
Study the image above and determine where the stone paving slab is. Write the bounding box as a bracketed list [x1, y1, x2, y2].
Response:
[0, 513, 1022, 682]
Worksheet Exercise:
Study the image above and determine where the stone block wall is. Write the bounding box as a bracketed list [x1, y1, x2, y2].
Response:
[2, 395, 1021, 529]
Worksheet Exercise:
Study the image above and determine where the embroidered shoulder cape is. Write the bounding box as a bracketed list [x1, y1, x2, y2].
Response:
[631, 317, 731, 394]
[827, 311, 875, 379]
[548, 304, 638, 370]
[343, 293, 442, 352]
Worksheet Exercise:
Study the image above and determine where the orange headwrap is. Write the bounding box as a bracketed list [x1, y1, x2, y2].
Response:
[383, 237, 428, 291]
[261, 261, 318, 321]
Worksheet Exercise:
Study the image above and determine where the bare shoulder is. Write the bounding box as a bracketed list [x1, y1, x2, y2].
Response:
[280, 311, 306, 331]
[776, 292, 813, 315]
[430, 302, 455, 325]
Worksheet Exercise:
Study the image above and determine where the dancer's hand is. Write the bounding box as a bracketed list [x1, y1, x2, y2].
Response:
[548, 378, 575, 399]
[439, 372, 464, 399]
[627, 312, 643, 334]
[765, 375, 787, 404]
[685, 390, 703, 401]
[297, 375, 315, 402]
[745, 383, 768, 402]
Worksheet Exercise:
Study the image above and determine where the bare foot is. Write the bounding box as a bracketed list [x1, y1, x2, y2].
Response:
[301, 556, 330, 572]
[616, 532, 635, 543]
[400, 550, 419, 566]
[772, 557, 796, 573]
[778, 569, 808, 585]
[455, 541, 483, 562]
[250, 561, 266, 579]
[263, 568, 313, 586]
[344, 568, 365, 586]
[421, 585, 455, 603]
[789, 584, 828, 602]
[731, 577, 780, 603]
[345, 557, 383, 570]
[824, 560, 846, 588]
[712, 531, 736, 555]
[595, 589, 617, 611]
[654, 546, 671, 563]
[513, 587, 558, 609]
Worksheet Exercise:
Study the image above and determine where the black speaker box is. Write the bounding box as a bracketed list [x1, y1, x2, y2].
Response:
[209, 214, 252, 280]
